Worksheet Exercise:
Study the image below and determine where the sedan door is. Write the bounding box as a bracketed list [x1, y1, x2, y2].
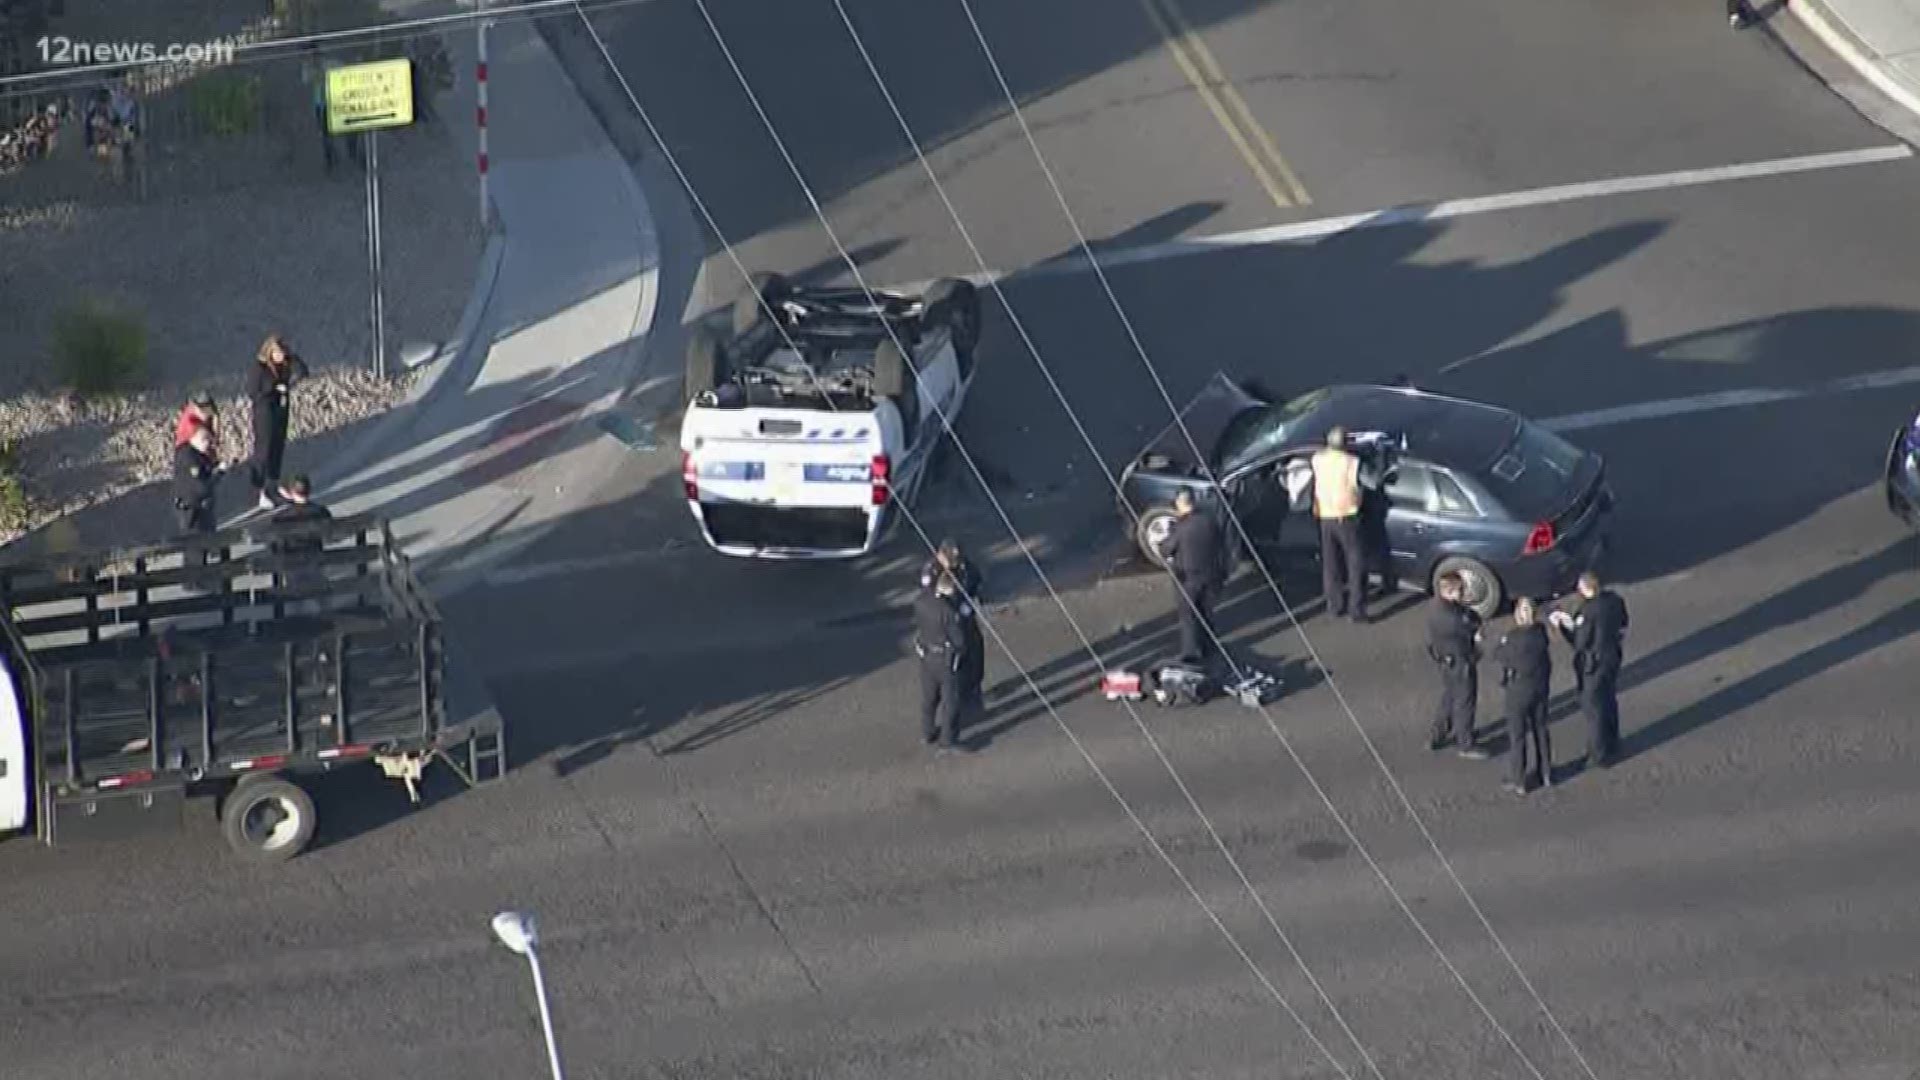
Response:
[1380, 461, 1441, 576]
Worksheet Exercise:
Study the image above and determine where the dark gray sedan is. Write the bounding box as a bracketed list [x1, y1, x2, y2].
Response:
[1118, 376, 1614, 619]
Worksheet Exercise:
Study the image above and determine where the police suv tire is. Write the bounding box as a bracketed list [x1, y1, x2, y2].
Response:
[1135, 506, 1180, 570]
[1432, 556, 1502, 620]
[686, 323, 728, 400]
[732, 271, 793, 337]
[926, 277, 982, 359]
[220, 775, 316, 862]
[874, 336, 909, 399]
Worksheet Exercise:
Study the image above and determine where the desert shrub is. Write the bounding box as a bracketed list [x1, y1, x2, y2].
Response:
[52, 299, 147, 395]
[188, 72, 262, 136]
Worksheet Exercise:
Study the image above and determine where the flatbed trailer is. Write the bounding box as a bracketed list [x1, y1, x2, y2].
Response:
[0, 513, 504, 861]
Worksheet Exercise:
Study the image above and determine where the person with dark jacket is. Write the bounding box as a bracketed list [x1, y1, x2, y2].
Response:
[268, 475, 332, 552]
[1554, 571, 1628, 769]
[913, 573, 971, 752]
[921, 539, 985, 705]
[1495, 598, 1554, 794]
[248, 333, 310, 511]
[172, 425, 223, 536]
[1425, 571, 1487, 757]
[1160, 489, 1228, 664]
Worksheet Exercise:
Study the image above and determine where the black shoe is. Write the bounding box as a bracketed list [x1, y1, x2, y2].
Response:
[1351, 611, 1370, 625]
[1429, 736, 1452, 752]
[1457, 746, 1491, 761]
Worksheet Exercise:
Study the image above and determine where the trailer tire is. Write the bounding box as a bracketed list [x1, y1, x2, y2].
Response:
[220, 775, 316, 862]
[732, 271, 792, 337]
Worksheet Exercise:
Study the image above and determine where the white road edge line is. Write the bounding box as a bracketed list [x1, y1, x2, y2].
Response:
[895, 145, 1912, 289]
[486, 361, 1920, 587]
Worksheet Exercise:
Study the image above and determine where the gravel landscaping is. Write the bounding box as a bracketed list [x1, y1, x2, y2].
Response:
[0, 2, 480, 552]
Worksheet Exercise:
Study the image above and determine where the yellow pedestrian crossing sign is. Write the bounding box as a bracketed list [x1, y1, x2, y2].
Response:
[326, 58, 414, 135]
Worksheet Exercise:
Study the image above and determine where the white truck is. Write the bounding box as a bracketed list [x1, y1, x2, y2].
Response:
[679, 271, 982, 558]
[0, 515, 503, 861]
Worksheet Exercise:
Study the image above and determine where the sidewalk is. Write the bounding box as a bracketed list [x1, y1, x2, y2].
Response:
[257, 15, 681, 597]
[1793, 0, 1920, 121]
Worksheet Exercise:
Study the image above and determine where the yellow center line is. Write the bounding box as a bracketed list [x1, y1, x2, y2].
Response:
[1140, 0, 1311, 209]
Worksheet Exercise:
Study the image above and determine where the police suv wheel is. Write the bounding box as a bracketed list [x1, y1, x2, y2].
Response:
[1432, 556, 1502, 620]
[685, 323, 728, 400]
[732, 271, 793, 336]
[220, 776, 316, 862]
[1136, 507, 1179, 570]
[926, 277, 981, 357]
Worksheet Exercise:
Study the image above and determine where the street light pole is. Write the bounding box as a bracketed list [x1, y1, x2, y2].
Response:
[491, 910, 567, 1080]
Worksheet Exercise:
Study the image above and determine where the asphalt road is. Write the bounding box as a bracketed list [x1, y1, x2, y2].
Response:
[10, 3, 1920, 1079]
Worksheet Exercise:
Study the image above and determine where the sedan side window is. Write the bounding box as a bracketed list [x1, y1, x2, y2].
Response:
[1430, 471, 1479, 516]
[1383, 462, 1436, 511]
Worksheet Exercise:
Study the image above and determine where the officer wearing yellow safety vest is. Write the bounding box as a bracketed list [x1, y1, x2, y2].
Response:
[1310, 426, 1370, 623]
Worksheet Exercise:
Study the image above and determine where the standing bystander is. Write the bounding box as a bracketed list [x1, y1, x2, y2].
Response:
[248, 334, 310, 512]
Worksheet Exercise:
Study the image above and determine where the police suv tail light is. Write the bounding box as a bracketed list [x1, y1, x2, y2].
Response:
[870, 454, 891, 506]
[1522, 521, 1555, 555]
[682, 452, 698, 501]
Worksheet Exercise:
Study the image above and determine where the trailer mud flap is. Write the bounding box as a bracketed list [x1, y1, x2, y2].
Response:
[46, 783, 187, 845]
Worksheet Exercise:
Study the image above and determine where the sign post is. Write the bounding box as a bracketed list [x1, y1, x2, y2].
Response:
[326, 57, 415, 380]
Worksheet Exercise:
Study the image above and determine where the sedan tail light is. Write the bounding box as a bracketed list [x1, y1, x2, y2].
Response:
[871, 454, 891, 506]
[1522, 521, 1556, 555]
[682, 452, 698, 501]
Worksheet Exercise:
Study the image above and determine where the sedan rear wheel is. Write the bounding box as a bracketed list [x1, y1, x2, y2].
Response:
[1136, 506, 1180, 570]
[1432, 556, 1503, 620]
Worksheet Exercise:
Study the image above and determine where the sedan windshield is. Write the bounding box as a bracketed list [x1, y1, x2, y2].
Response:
[1483, 422, 1587, 519]
[1215, 389, 1330, 473]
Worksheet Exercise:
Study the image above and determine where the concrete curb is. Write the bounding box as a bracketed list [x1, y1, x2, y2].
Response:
[1791, 0, 1920, 123]
[415, 16, 682, 597]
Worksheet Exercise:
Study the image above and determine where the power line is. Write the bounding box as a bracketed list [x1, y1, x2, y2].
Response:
[943, 0, 1604, 1076]
[572, 5, 1367, 1076]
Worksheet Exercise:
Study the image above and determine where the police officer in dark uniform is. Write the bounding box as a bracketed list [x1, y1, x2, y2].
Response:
[1496, 598, 1553, 795]
[171, 424, 223, 536]
[1425, 571, 1488, 757]
[921, 539, 984, 706]
[1160, 489, 1227, 665]
[1558, 570, 1628, 769]
[913, 571, 970, 753]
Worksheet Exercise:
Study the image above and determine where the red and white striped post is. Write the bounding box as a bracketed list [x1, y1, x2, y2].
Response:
[476, 4, 491, 228]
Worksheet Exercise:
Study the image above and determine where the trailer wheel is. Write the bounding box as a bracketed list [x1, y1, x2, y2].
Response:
[220, 776, 316, 862]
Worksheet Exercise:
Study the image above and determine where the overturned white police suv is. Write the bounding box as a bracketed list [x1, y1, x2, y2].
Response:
[678, 271, 982, 558]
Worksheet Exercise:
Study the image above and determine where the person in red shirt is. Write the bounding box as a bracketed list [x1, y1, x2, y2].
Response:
[174, 391, 217, 449]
